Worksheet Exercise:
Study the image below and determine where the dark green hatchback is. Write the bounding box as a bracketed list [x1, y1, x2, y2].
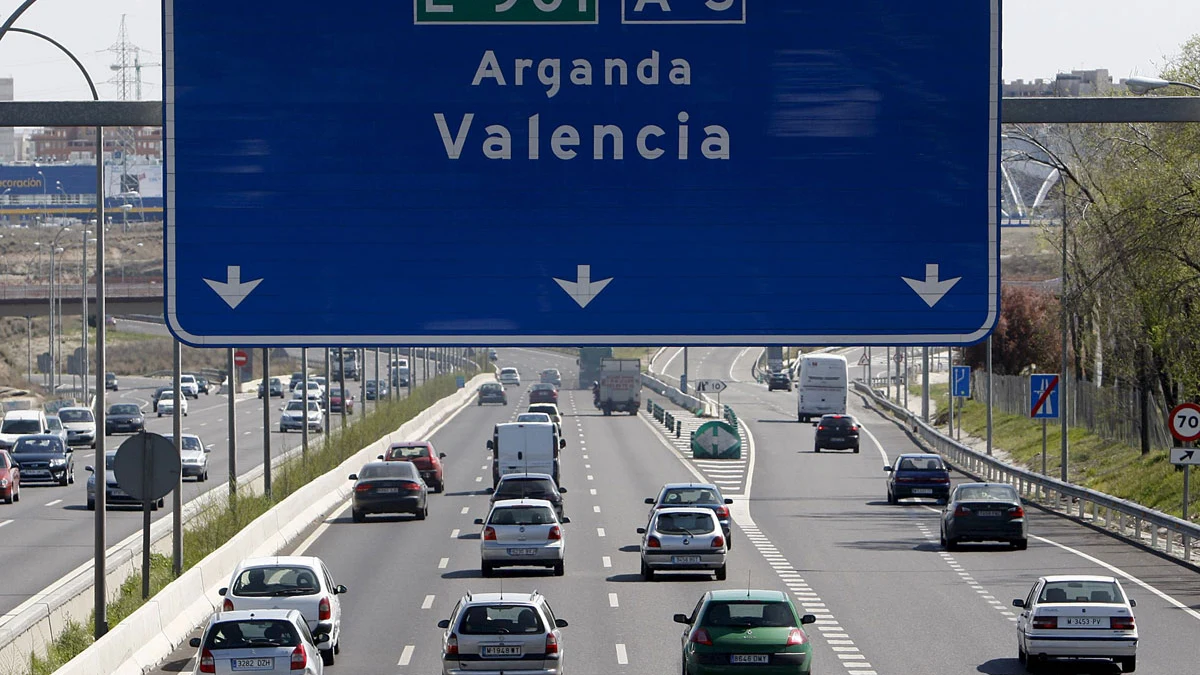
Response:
[675, 589, 817, 675]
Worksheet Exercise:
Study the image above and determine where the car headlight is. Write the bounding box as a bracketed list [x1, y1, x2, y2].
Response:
[133, 417, 144, 424]
[49, 458, 66, 466]
[0, 479, 7, 488]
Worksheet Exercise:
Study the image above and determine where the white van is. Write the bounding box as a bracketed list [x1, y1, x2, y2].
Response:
[487, 422, 565, 487]
[0, 410, 49, 450]
[796, 354, 848, 422]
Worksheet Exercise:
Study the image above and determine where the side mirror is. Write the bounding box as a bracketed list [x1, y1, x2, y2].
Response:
[437, 619, 450, 629]
[883, 465, 893, 472]
[800, 614, 817, 625]
[335, 584, 347, 594]
[555, 618, 568, 628]
[1012, 599, 1025, 608]
[474, 518, 484, 525]
[348, 474, 358, 481]
[559, 439, 566, 449]
[724, 498, 733, 504]
[204, 445, 213, 453]
[189, 637, 202, 648]
[85, 465, 94, 473]
[485, 487, 495, 494]
[636, 527, 647, 534]
[811, 421, 818, 427]
[312, 631, 330, 644]
[439, 453, 447, 459]
[644, 498, 655, 504]
[672, 613, 691, 625]
[1130, 599, 1136, 607]
[377, 455, 384, 460]
[218, 587, 228, 596]
[486, 440, 494, 450]
[559, 487, 567, 494]
[561, 516, 571, 524]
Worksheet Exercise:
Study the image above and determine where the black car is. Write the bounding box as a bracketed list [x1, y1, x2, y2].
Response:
[941, 482, 1028, 550]
[348, 461, 428, 522]
[105, 403, 145, 436]
[151, 386, 171, 412]
[884, 453, 951, 504]
[767, 372, 792, 391]
[489, 473, 567, 521]
[478, 382, 507, 406]
[288, 372, 308, 392]
[257, 378, 285, 399]
[187, 374, 211, 394]
[812, 414, 860, 453]
[365, 379, 389, 400]
[10, 434, 74, 486]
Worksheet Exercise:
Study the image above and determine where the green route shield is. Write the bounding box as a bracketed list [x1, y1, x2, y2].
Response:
[692, 420, 741, 459]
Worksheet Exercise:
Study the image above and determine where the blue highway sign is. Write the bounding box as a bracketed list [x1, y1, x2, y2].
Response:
[1030, 374, 1060, 420]
[165, 0, 1000, 346]
[952, 365, 971, 398]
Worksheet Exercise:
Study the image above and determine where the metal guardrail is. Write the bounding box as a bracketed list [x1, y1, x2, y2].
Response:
[853, 381, 1200, 566]
[0, 282, 162, 299]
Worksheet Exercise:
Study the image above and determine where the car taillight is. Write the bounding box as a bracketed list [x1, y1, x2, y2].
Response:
[399, 481, 420, 491]
[690, 628, 712, 646]
[714, 506, 729, 519]
[222, 598, 234, 611]
[1008, 506, 1025, 518]
[290, 644, 306, 670]
[199, 649, 215, 673]
[545, 632, 559, 656]
[954, 505, 972, 517]
[1110, 616, 1135, 630]
[445, 633, 458, 656]
[711, 535, 725, 548]
[319, 596, 331, 621]
[897, 477, 916, 483]
[932, 476, 950, 483]
[786, 628, 808, 646]
[484, 526, 497, 541]
[647, 536, 661, 548]
[816, 425, 825, 431]
[850, 425, 859, 432]
[1032, 615, 1057, 630]
[354, 483, 372, 492]
[548, 526, 562, 541]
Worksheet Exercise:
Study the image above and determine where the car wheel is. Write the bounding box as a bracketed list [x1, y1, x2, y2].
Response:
[416, 505, 427, 520]
[482, 563, 494, 578]
[640, 560, 654, 582]
[1119, 656, 1136, 673]
[814, 445, 821, 453]
[352, 509, 364, 523]
[333, 640, 340, 655]
[1017, 644, 1027, 666]
[1013, 538, 1028, 551]
[157, 412, 162, 418]
[553, 560, 565, 576]
[87, 499, 95, 511]
[853, 445, 860, 454]
[321, 648, 335, 667]
[478, 400, 482, 406]
[105, 430, 112, 436]
[887, 490, 896, 505]
[68, 469, 75, 485]
[59, 473, 69, 487]
[715, 564, 727, 581]
[279, 427, 286, 433]
[1, 489, 10, 504]
[1025, 654, 1044, 674]
[945, 536, 957, 552]
[435, 480, 444, 494]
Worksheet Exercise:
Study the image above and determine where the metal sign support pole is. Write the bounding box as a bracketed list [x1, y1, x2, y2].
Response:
[301, 349, 309, 458]
[141, 431, 153, 599]
[986, 338, 994, 456]
[92, 125, 108, 639]
[339, 349, 347, 427]
[227, 348, 237, 496]
[373, 348, 380, 410]
[866, 346, 872, 387]
[1041, 420, 1048, 477]
[1185, 465, 1191, 522]
[408, 346, 414, 396]
[323, 349, 331, 437]
[921, 347, 929, 422]
[885, 347, 891, 400]
[171, 340, 182, 576]
[682, 347, 688, 394]
[262, 348, 271, 498]
[949, 389, 955, 438]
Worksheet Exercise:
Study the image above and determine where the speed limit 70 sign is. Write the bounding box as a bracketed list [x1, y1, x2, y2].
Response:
[1169, 403, 1200, 443]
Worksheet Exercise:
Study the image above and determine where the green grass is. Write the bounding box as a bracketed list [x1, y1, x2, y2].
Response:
[23, 363, 480, 673]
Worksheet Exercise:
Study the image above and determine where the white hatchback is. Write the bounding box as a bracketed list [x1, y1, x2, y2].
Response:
[498, 367, 521, 387]
[190, 609, 325, 674]
[156, 390, 189, 417]
[1013, 575, 1138, 673]
[638, 507, 727, 581]
[475, 498, 568, 577]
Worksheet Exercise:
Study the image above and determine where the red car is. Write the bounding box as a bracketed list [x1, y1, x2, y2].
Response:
[380, 441, 446, 493]
[329, 387, 355, 415]
[0, 450, 20, 504]
[529, 383, 558, 404]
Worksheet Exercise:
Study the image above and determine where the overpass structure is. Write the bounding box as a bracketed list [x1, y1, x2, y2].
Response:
[0, 282, 162, 317]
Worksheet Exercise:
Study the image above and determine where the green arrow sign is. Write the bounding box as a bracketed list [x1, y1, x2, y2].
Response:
[692, 420, 741, 459]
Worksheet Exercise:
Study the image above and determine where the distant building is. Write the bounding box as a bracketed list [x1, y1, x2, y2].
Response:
[1004, 69, 1116, 97]
[28, 126, 161, 163]
[0, 78, 13, 163]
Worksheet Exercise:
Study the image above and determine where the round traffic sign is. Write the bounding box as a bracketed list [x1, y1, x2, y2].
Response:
[113, 432, 182, 502]
[234, 350, 249, 367]
[1169, 403, 1200, 443]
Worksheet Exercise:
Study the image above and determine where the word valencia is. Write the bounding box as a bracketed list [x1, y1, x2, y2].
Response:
[435, 112, 731, 161]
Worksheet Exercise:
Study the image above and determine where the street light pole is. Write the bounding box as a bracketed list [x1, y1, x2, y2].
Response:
[81, 229, 93, 402]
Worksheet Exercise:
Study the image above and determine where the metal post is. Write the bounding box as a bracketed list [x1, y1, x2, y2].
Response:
[1185, 465, 1191, 522]
[323, 349, 331, 435]
[301, 349, 309, 457]
[1042, 420, 1048, 477]
[1060, 183, 1070, 483]
[866, 346, 872, 388]
[141, 431, 152, 599]
[262, 348, 271, 498]
[986, 337, 994, 456]
[921, 347, 929, 422]
[93, 125, 108, 638]
[81, 228, 88, 402]
[408, 346, 414, 396]
[357, 348, 364, 415]
[25, 316, 32, 385]
[338, 349, 347, 427]
[682, 346, 688, 394]
[171, 340, 182, 576]
[903, 348, 909, 410]
[949, 378, 955, 437]
[885, 347, 891, 399]
[48, 245, 54, 394]
[373, 347, 379, 409]
[227, 348, 237, 496]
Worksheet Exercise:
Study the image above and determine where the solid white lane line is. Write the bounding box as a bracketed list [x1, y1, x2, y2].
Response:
[45, 499, 62, 507]
[450, 529, 460, 539]
[422, 595, 435, 609]
[602, 556, 612, 568]
[438, 557, 449, 569]
[608, 593, 619, 608]
[461, 506, 469, 515]
[398, 645, 414, 666]
[615, 643, 628, 665]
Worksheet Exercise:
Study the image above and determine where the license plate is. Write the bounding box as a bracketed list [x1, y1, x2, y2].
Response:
[376, 488, 399, 494]
[731, 654, 769, 664]
[1063, 617, 1104, 627]
[912, 488, 933, 494]
[23, 470, 48, 477]
[232, 657, 274, 670]
[507, 548, 538, 556]
[830, 437, 844, 442]
[672, 556, 702, 564]
[482, 645, 522, 656]
[110, 489, 127, 497]
[977, 511, 1002, 517]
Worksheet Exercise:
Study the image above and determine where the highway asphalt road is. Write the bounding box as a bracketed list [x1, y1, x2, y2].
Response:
[0, 347, 437, 624]
[142, 346, 1200, 674]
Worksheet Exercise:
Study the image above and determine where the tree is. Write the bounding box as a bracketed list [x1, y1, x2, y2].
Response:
[966, 286, 1062, 375]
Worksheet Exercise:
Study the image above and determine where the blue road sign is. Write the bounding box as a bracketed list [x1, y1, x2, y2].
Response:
[165, 0, 1000, 347]
[952, 365, 971, 398]
[1030, 374, 1060, 420]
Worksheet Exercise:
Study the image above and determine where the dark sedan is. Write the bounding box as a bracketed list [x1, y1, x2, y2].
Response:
[813, 414, 860, 453]
[529, 383, 558, 404]
[349, 461, 428, 522]
[885, 453, 951, 504]
[365, 379, 389, 400]
[105, 403, 145, 436]
[10, 435, 74, 486]
[477, 382, 507, 406]
[257, 378, 285, 399]
[768, 371, 793, 391]
[941, 482, 1028, 550]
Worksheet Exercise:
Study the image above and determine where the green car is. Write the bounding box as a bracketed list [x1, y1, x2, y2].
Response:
[675, 590, 817, 675]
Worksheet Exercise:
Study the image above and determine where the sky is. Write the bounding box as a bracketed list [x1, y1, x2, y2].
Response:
[0, 0, 1197, 100]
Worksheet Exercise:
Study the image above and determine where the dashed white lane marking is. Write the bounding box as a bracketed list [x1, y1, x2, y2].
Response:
[461, 506, 469, 515]
[0, 519, 11, 529]
[587, 475, 594, 481]
[593, 505, 601, 513]
[45, 499, 62, 507]
[608, 592, 619, 608]
[438, 557, 449, 569]
[615, 643, 628, 665]
[602, 556, 612, 568]
[421, 594, 435, 609]
[590, 488, 597, 496]
[480, 464, 487, 470]
[596, 527, 606, 537]
[474, 476, 483, 483]
[582, 454, 589, 460]
[398, 645, 414, 666]
[450, 528, 460, 539]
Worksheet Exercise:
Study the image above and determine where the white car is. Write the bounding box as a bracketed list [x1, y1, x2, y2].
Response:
[515, 412, 552, 424]
[179, 374, 200, 398]
[292, 381, 324, 401]
[57, 407, 97, 448]
[280, 400, 323, 433]
[498, 367, 520, 387]
[1014, 575, 1138, 673]
[190, 609, 326, 674]
[177, 433, 210, 482]
[219, 556, 346, 666]
[638, 507, 727, 581]
[475, 498, 567, 577]
[156, 390, 189, 417]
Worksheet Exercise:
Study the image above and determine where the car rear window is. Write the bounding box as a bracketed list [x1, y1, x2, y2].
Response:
[528, 405, 557, 415]
[458, 604, 544, 635]
[232, 566, 320, 597]
[898, 457, 945, 471]
[1, 419, 42, 434]
[656, 512, 715, 534]
[661, 488, 721, 506]
[204, 619, 300, 649]
[1040, 580, 1123, 604]
[489, 506, 555, 525]
[360, 463, 418, 480]
[702, 601, 795, 628]
[956, 486, 1017, 502]
[387, 444, 430, 460]
[496, 479, 557, 500]
[821, 417, 854, 429]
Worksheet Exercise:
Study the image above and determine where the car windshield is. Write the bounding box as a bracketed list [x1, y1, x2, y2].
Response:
[897, 457, 944, 471]
[661, 488, 721, 506]
[232, 566, 320, 597]
[656, 512, 715, 534]
[110, 404, 140, 416]
[159, 391, 176, 401]
[1039, 580, 1123, 604]
[489, 505, 555, 526]
[458, 604, 544, 635]
[46, 417, 63, 431]
[702, 601, 796, 628]
[58, 410, 93, 423]
[501, 369, 517, 375]
[956, 486, 1018, 502]
[387, 444, 430, 460]
[13, 437, 62, 454]
[1, 419, 42, 434]
[495, 479, 557, 500]
[204, 619, 300, 650]
[178, 436, 202, 452]
[0, 454, 8, 468]
[517, 413, 551, 423]
[359, 463, 417, 480]
[481, 384, 501, 392]
[284, 401, 311, 412]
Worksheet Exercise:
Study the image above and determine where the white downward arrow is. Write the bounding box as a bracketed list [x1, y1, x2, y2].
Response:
[902, 264, 961, 308]
[553, 265, 612, 308]
[203, 265, 264, 309]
